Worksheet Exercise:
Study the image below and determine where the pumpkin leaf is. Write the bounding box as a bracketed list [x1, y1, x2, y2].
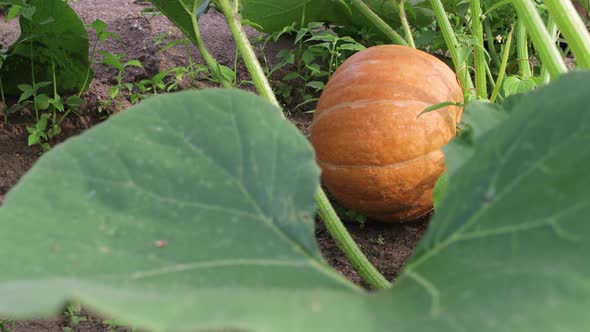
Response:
[0, 0, 91, 96]
[0, 89, 367, 331]
[238, 0, 459, 34]
[397, 71, 590, 331]
[433, 98, 510, 208]
[503, 75, 537, 97]
[1, 73, 590, 331]
[147, 1, 209, 46]
[443, 100, 510, 177]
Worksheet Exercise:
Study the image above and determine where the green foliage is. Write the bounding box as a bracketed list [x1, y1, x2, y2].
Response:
[502, 75, 537, 96]
[0, 70, 589, 330]
[255, 22, 365, 109]
[64, 303, 87, 327]
[0, 319, 13, 332]
[238, 0, 463, 38]
[147, 0, 210, 46]
[0, 0, 91, 96]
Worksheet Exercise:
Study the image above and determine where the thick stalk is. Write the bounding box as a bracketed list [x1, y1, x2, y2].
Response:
[470, 0, 487, 99]
[485, 59, 496, 92]
[490, 25, 514, 103]
[317, 190, 391, 289]
[544, 0, 590, 68]
[398, 0, 416, 48]
[429, 0, 474, 100]
[484, 19, 502, 68]
[217, 0, 390, 289]
[349, 0, 408, 46]
[516, 21, 532, 78]
[540, 17, 559, 84]
[189, 4, 232, 88]
[512, 0, 567, 79]
[215, 0, 279, 105]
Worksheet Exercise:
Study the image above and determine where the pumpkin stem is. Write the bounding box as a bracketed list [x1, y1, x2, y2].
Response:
[317, 190, 392, 289]
[512, 0, 568, 79]
[543, 0, 590, 69]
[348, 0, 409, 46]
[471, 0, 488, 99]
[398, 0, 416, 48]
[217, 0, 391, 289]
[429, 0, 475, 100]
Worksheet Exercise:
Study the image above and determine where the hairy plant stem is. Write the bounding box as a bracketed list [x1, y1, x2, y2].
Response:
[544, 0, 590, 68]
[217, 0, 390, 289]
[189, 3, 232, 88]
[52, 60, 58, 124]
[540, 18, 559, 84]
[349, 0, 408, 46]
[490, 25, 514, 103]
[398, 0, 416, 48]
[316, 190, 391, 289]
[215, 0, 279, 105]
[429, 0, 474, 100]
[470, 0, 487, 99]
[79, 36, 100, 96]
[516, 21, 532, 78]
[512, 0, 567, 79]
[484, 20, 501, 68]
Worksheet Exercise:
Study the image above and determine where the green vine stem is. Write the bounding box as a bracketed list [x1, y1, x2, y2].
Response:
[540, 17, 559, 84]
[316, 190, 391, 289]
[516, 21, 532, 78]
[79, 33, 100, 96]
[398, 0, 416, 48]
[470, 0, 487, 99]
[189, 2, 232, 88]
[215, 0, 279, 105]
[216, 0, 390, 289]
[512, 0, 567, 79]
[490, 25, 514, 103]
[429, 0, 475, 100]
[349, 0, 408, 46]
[543, 0, 590, 69]
[484, 20, 502, 68]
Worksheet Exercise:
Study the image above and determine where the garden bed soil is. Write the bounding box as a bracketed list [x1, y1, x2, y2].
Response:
[0, 1, 427, 330]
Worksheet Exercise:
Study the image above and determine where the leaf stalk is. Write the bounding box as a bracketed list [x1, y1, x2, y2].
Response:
[216, 0, 391, 289]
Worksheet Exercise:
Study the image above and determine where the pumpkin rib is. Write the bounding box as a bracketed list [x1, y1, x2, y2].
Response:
[316, 80, 449, 112]
[317, 149, 441, 169]
[329, 53, 458, 94]
[311, 99, 430, 125]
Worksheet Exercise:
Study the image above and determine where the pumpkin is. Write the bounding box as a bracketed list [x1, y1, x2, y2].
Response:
[311, 45, 464, 223]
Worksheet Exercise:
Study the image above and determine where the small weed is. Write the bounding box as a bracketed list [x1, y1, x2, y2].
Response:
[376, 235, 385, 246]
[344, 209, 367, 228]
[103, 318, 136, 332]
[0, 319, 14, 332]
[98, 51, 144, 113]
[64, 303, 87, 328]
[254, 22, 365, 110]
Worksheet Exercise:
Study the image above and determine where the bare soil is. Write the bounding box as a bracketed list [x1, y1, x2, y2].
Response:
[0, 1, 426, 330]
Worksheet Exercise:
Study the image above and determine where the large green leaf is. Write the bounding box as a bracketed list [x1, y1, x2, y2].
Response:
[385, 71, 590, 331]
[147, 1, 206, 47]
[238, 0, 465, 34]
[0, 0, 91, 96]
[1, 72, 590, 331]
[0, 89, 368, 331]
[239, 0, 412, 35]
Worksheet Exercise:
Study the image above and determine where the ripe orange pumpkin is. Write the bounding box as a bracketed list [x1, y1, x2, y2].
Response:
[311, 45, 464, 223]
